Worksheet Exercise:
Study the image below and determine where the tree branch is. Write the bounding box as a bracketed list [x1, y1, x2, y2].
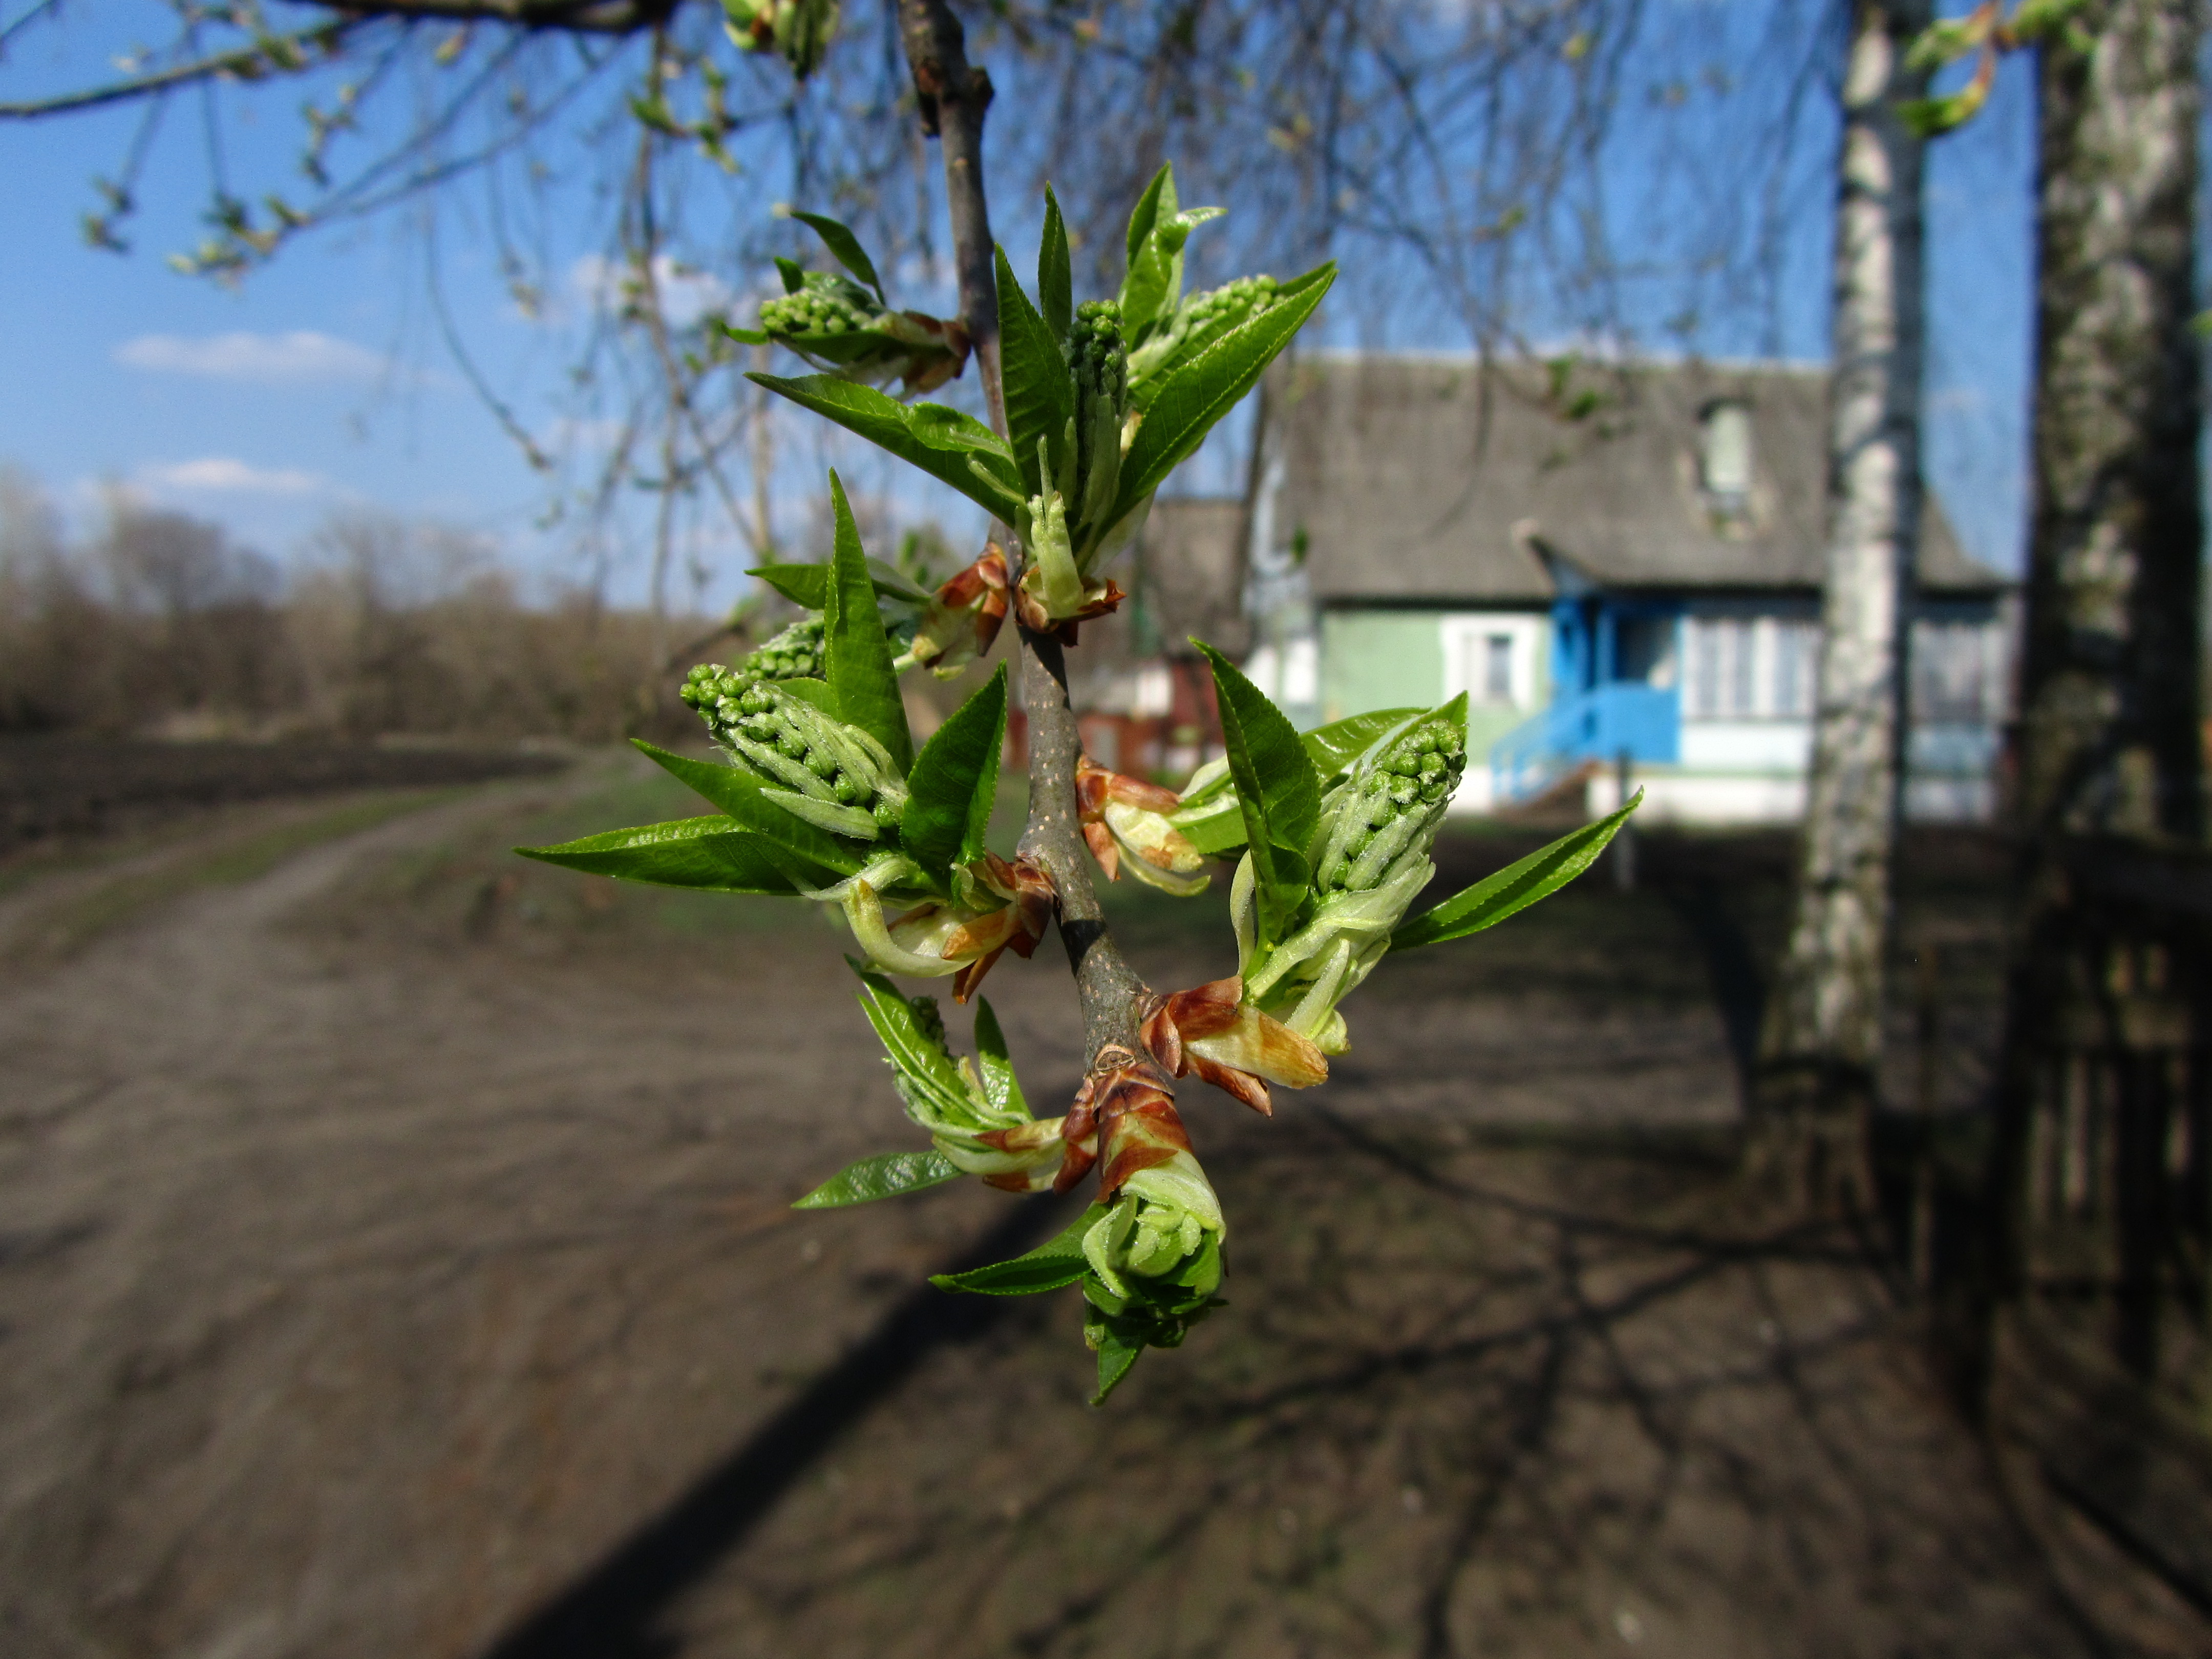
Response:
[1015, 628, 1158, 1072]
[895, 0, 1004, 436]
[0, 22, 352, 119]
[318, 0, 680, 32]
[891, 0, 1161, 1084]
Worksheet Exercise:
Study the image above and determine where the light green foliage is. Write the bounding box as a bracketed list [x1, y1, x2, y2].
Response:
[524, 172, 1638, 1404]
[1196, 650, 1639, 1056]
[724, 212, 965, 393]
[722, 0, 839, 81]
[803, 964, 1070, 1202]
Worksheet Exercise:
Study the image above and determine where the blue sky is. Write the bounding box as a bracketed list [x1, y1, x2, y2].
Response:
[0, 1, 2043, 612]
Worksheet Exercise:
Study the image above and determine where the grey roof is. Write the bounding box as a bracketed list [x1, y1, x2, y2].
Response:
[1135, 496, 1249, 656]
[1264, 354, 2002, 605]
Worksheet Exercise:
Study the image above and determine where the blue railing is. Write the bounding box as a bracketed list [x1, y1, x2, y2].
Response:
[1491, 683, 1681, 803]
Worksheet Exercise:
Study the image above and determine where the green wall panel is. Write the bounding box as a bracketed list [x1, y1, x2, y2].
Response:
[1320, 612, 1444, 722]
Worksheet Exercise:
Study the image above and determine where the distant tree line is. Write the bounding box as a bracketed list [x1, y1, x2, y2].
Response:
[0, 473, 704, 745]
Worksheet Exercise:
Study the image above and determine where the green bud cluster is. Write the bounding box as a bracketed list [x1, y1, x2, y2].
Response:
[1068, 299, 1128, 410]
[1060, 298, 1130, 553]
[1128, 274, 1281, 386]
[685, 669, 905, 834]
[759, 282, 876, 337]
[1310, 716, 1467, 894]
[744, 617, 826, 680]
[1182, 273, 1278, 334]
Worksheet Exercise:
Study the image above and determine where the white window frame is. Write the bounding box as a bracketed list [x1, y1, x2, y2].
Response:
[1439, 613, 1545, 711]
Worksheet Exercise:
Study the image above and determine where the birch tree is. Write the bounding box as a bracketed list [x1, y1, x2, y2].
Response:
[1751, 0, 1931, 1209]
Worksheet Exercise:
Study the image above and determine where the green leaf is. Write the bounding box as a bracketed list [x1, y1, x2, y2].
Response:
[1303, 707, 1422, 781]
[1113, 263, 1334, 519]
[747, 557, 931, 610]
[714, 321, 771, 347]
[1173, 794, 1251, 856]
[793, 1148, 961, 1208]
[1092, 1323, 1143, 1405]
[1039, 185, 1073, 341]
[1124, 163, 1172, 274]
[849, 958, 979, 1126]
[775, 256, 805, 294]
[823, 471, 913, 774]
[515, 818, 798, 894]
[901, 663, 1007, 881]
[775, 677, 840, 715]
[632, 740, 862, 876]
[1196, 641, 1317, 944]
[790, 209, 884, 300]
[1390, 791, 1643, 951]
[1118, 164, 1178, 337]
[931, 1204, 1109, 1296]
[748, 375, 1024, 523]
[994, 245, 1074, 499]
[972, 996, 1027, 1119]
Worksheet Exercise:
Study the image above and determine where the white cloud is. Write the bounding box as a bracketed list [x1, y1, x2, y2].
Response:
[139, 457, 329, 495]
[566, 254, 735, 329]
[114, 330, 390, 384]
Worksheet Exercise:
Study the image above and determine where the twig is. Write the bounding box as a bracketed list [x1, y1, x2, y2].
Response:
[894, 0, 1161, 1081]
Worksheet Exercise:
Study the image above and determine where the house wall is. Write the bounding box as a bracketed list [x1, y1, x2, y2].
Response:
[1322, 608, 1552, 811]
[1323, 600, 2010, 824]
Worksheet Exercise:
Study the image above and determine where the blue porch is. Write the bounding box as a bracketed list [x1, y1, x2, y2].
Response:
[1491, 592, 1681, 803]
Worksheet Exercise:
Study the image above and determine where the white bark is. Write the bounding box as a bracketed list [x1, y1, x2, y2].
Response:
[1757, 0, 1929, 1128]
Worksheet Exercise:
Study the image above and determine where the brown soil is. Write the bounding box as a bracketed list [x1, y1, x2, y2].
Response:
[0, 751, 2191, 1658]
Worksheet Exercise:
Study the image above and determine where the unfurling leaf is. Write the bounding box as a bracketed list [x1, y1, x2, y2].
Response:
[794, 1149, 961, 1207]
[515, 818, 798, 893]
[1195, 641, 1316, 946]
[901, 663, 1008, 882]
[631, 740, 861, 879]
[1391, 791, 1642, 950]
[747, 375, 1024, 523]
[931, 1204, 1109, 1295]
[824, 471, 913, 774]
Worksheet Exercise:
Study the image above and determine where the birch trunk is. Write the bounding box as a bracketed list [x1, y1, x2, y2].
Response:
[1749, 0, 1931, 1209]
[1972, 0, 2202, 1392]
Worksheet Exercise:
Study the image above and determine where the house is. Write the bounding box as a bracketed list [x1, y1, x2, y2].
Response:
[1057, 496, 1248, 779]
[1236, 352, 2013, 824]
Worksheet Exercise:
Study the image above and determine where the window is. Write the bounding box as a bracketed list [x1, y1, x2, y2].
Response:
[1912, 621, 1991, 722]
[1483, 633, 1515, 704]
[1685, 614, 1819, 718]
[1771, 621, 1818, 718]
[1699, 400, 1754, 507]
[1440, 615, 1538, 710]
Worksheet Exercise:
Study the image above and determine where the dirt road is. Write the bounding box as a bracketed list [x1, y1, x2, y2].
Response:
[0, 756, 2165, 1657]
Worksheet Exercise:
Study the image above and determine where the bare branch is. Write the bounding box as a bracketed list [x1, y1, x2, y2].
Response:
[317, 0, 682, 32]
[0, 22, 352, 119]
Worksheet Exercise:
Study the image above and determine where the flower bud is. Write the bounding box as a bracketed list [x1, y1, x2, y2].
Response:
[1011, 302, 1150, 630]
[691, 674, 908, 842]
[1075, 757, 1209, 895]
[754, 274, 969, 393]
[1238, 709, 1469, 1050]
[1127, 272, 1282, 388]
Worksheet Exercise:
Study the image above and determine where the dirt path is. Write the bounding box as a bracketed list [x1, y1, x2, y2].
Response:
[0, 765, 2150, 1658]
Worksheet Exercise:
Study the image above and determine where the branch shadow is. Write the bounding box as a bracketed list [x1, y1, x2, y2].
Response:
[474, 1192, 1078, 1659]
